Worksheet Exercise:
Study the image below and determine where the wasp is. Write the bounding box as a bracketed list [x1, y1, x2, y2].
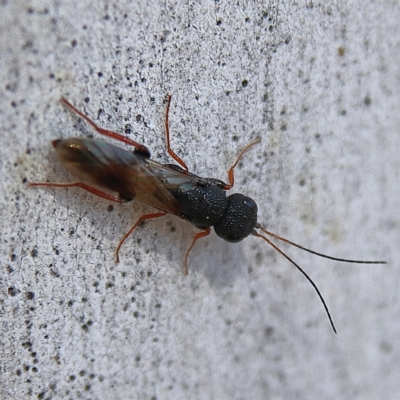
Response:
[30, 95, 386, 333]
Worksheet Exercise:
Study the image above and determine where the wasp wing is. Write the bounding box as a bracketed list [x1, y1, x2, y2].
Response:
[53, 138, 204, 216]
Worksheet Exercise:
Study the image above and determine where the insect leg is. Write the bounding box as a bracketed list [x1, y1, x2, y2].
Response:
[164, 95, 189, 172]
[60, 98, 150, 157]
[115, 212, 167, 262]
[183, 227, 211, 275]
[29, 182, 124, 203]
[222, 139, 261, 190]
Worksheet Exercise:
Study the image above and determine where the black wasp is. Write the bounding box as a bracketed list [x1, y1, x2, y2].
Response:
[31, 95, 386, 333]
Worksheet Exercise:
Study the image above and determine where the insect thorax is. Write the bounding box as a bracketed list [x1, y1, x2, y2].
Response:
[172, 182, 228, 229]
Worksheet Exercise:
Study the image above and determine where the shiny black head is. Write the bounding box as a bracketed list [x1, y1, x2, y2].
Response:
[214, 193, 258, 243]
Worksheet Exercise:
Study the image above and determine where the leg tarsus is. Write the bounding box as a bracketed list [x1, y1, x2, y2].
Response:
[223, 138, 261, 190]
[60, 97, 150, 157]
[29, 181, 124, 203]
[164, 95, 189, 172]
[115, 212, 167, 262]
[184, 227, 211, 275]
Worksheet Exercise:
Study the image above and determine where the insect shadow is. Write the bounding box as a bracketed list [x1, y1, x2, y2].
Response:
[30, 95, 387, 333]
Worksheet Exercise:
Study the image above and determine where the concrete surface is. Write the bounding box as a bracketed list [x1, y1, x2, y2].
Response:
[1, 1, 399, 399]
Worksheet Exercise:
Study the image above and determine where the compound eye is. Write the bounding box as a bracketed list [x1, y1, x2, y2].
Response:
[214, 193, 258, 243]
[243, 196, 257, 214]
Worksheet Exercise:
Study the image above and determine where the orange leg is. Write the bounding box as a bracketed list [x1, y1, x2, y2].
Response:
[164, 95, 189, 172]
[60, 98, 150, 157]
[115, 212, 167, 262]
[183, 227, 211, 275]
[29, 181, 124, 203]
[222, 139, 261, 190]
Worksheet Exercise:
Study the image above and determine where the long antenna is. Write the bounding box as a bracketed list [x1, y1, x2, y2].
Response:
[252, 231, 338, 333]
[254, 224, 387, 333]
[257, 225, 387, 265]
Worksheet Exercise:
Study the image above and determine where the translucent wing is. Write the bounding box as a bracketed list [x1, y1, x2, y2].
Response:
[53, 138, 203, 216]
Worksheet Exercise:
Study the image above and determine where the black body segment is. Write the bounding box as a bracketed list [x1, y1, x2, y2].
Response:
[214, 194, 258, 242]
[170, 181, 228, 229]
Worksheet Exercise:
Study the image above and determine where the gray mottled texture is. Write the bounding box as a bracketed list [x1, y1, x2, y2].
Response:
[1, 1, 398, 399]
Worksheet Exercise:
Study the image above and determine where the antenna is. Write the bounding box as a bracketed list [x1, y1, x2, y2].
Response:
[253, 224, 387, 333]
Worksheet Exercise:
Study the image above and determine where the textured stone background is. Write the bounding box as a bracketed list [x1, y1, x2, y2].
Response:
[1, 1, 399, 399]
